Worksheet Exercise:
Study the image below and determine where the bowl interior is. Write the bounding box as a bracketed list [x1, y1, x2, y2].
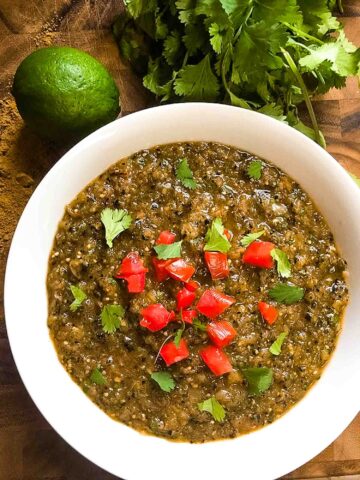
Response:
[5, 103, 360, 480]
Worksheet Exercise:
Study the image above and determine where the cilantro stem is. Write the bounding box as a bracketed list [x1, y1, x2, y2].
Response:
[281, 48, 324, 148]
[233, 5, 254, 43]
[337, 0, 344, 14]
[282, 23, 323, 45]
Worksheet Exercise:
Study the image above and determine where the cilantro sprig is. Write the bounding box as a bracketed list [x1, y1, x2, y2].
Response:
[271, 248, 291, 278]
[114, 1, 359, 146]
[269, 283, 304, 304]
[247, 160, 263, 180]
[69, 285, 87, 312]
[101, 208, 132, 248]
[151, 372, 175, 392]
[101, 304, 125, 334]
[204, 218, 231, 253]
[154, 240, 182, 259]
[176, 158, 197, 189]
[198, 396, 225, 422]
[269, 332, 288, 356]
[242, 367, 273, 395]
[240, 230, 265, 248]
[90, 368, 107, 385]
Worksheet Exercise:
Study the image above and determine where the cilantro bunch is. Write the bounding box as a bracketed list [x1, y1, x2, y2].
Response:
[113, 0, 359, 146]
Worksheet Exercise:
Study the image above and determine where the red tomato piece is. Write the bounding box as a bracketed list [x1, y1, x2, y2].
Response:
[258, 302, 279, 325]
[160, 339, 189, 366]
[182, 309, 198, 324]
[165, 258, 195, 283]
[126, 273, 146, 293]
[206, 321, 237, 347]
[156, 230, 176, 245]
[204, 251, 229, 280]
[152, 257, 174, 282]
[242, 241, 275, 269]
[196, 289, 235, 319]
[199, 345, 232, 376]
[185, 279, 200, 292]
[176, 287, 196, 310]
[139, 304, 175, 332]
[115, 251, 149, 277]
[224, 228, 233, 240]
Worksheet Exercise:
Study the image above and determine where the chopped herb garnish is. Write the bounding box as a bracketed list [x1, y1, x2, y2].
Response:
[240, 230, 265, 248]
[174, 325, 185, 348]
[247, 160, 263, 180]
[151, 371, 176, 392]
[242, 367, 273, 395]
[204, 218, 231, 253]
[193, 318, 207, 331]
[269, 283, 304, 305]
[269, 332, 288, 356]
[176, 158, 197, 189]
[154, 240, 182, 259]
[271, 248, 291, 278]
[90, 368, 107, 385]
[101, 208, 132, 248]
[101, 304, 125, 334]
[198, 396, 225, 422]
[69, 285, 87, 312]
[107, 277, 117, 285]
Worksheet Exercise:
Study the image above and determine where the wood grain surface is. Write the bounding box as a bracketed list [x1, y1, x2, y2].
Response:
[0, 1, 359, 480]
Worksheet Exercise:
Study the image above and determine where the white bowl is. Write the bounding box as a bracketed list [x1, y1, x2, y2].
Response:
[5, 103, 360, 480]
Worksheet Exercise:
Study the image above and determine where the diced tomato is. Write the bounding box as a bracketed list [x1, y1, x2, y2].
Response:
[160, 339, 189, 366]
[204, 251, 229, 280]
[139, 304, 175, 332]
[258, 302, 279, 325]
[206, 321, 237, 347]
[199, 345, 232, 376]
[176, 287, 196, 310]
[224, 228, 233, 240]
[115, 252, 148, 293]
[152, 257, 174, 282]
[156, 230, 176, 245]
[125, 273, 146, 293]
[197, 289, 235, 319]
[182, 309, 198, 324]
[242, 241, 275, 269]
[165, 258, 195, 283]
[115, 251, 148, 277]
[185, 279, 200, 292]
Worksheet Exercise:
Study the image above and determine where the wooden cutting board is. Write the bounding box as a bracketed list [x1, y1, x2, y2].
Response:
[0, 1, 359, 479]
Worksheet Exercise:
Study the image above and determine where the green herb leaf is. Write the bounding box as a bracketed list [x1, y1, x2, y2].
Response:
[247, 160, 263, 180]
[101, 304, 125, 334]
[198, 396, 226, 422]
[242, 367, 273, 395]
[271, 248, 291, 278]
[193, 318, 207, 331]
[101, 208, 132, 248]
[70, 285, 87, 312]
[204, 218, 231, 253]
[269, 332, 288, 355]
[90, 368, 107, 385]
[269, 283, 304, 304]
[176, 158, 197, 189]
[154, 240, 182, 259]
[174, 326, 184, 347]
[151, 371, 176, 392]
[240, 230, 265, 247]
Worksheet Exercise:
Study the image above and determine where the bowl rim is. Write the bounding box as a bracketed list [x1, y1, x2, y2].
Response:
[4, 103, 360, 480]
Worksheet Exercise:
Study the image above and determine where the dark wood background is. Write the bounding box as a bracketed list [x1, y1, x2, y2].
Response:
[0, 1, 359, 479]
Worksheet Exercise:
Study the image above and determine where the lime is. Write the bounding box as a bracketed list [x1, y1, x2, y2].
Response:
[12, 46, 120, 141]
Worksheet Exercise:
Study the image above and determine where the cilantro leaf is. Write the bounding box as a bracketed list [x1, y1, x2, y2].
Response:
[154, 240, 182, 259]
[174, 55, 220, 101]
[176, 158, 197, 189]
[269, 283, 304, 304]
[101, 208, 132, 248]
[247, 160, 263, 180]
[173, 326, 184, 347]
[198, 396, 226, 422]
[269, 332, 288, 355]
[101, 304, 125, 334]
[163, 31, 181, 66]
[193, 318, 207, 331]
[240, 230, 265, 247]
[271, 248, 291, 278]
[90, 368, 107, 385]
[204, 218, 231, 253]
[242, 367, 273, 395]
[69, 285, 87, 312]
[151, 371, 176, 392]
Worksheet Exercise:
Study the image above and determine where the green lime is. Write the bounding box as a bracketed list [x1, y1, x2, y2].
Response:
[12, 46, 120, 141]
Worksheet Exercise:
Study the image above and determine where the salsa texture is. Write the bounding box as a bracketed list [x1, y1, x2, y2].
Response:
[47, 141, 348, 442]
